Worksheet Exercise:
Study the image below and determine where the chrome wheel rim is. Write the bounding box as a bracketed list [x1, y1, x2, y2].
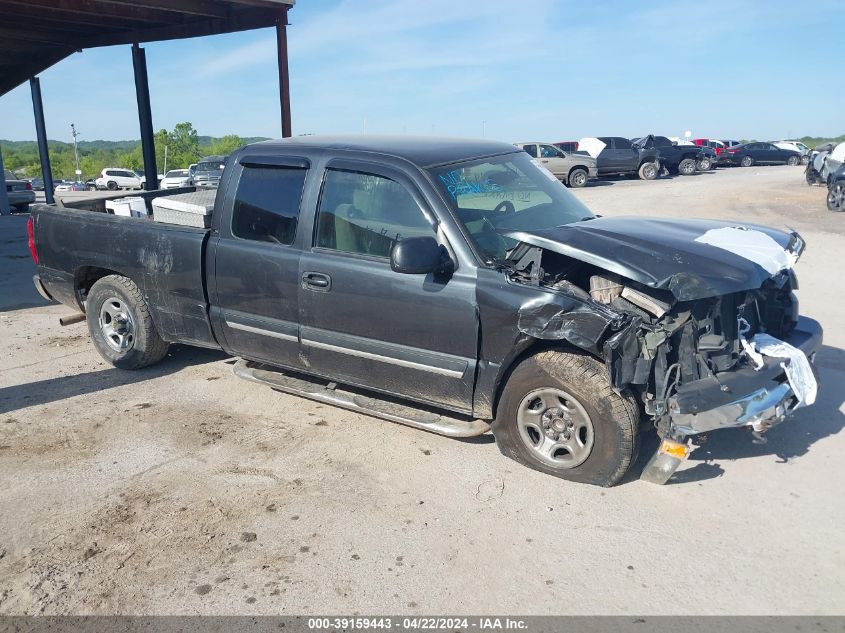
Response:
[699, 159, 710, 171]
[572, 171, 586, 186]
[99, 296, 135, 352]
[681, 161, 695, 174]
[643, 164, 656, 179]
[741, 156, 752, 167]
[516, 387, 594, 468]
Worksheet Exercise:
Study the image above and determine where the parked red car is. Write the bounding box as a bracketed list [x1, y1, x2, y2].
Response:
[693, 138, 726, 156]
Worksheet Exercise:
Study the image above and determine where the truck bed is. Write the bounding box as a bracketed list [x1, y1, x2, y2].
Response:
[32, 191, 219, 349]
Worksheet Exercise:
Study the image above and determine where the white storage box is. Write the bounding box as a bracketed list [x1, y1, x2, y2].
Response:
[151, 190, 216, 228]
[106, 196, 149, 218]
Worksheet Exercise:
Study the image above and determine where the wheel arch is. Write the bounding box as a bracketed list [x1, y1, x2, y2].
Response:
[489, 338, 596, 421]
[74, 266, 132, 309]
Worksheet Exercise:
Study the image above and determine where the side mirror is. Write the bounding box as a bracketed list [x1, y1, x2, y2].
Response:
[390, 236, 453, 275]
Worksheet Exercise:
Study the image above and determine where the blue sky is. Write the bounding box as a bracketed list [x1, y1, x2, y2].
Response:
[0, 0, 842, 143]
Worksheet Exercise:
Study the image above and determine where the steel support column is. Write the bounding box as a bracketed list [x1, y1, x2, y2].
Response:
[0, 145, 10, 214]
[30, 77, 54, 204]
[276, 9, 292, 138]
[132, 43, 158, 190]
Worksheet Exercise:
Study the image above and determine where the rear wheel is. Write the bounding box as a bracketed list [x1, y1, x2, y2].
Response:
[678, 158, 696, 175]
[492, 350, 639, 486]
[696, 157, 712, 171]
[828, 183, 845, 212]
[638, 162, 658, 180]
[568, 168, 588, 188]
[787, 155, 800, 166]
[740, 155, 753, 167]
[86, 275, 169, 369]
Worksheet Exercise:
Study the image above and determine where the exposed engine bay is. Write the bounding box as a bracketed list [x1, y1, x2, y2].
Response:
[502, 233, 808, 443]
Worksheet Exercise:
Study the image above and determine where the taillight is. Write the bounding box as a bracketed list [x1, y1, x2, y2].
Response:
[25, 181, 33, 190]
[27, 216, 38, 264]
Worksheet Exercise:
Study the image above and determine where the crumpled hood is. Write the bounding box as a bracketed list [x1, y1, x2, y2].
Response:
[503, 216, 803, 301]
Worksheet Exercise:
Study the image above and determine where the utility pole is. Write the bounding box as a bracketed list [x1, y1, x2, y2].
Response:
[163, 145, 168, 174]
[71, 123, 81, 181]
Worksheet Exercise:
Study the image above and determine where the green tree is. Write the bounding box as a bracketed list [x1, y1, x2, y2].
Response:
[208, 134, 243, 157]
[168, 121, 200, 168]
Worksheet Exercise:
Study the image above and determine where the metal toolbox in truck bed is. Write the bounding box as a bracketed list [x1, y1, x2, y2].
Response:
[151, 189, 216, 228]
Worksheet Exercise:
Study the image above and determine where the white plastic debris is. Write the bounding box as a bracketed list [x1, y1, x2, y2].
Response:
[738, 318, 817, 408]
[695, 226, 798, 275]
[751, 333, 817, 407]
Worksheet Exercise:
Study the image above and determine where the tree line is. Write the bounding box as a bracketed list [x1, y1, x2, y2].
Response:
[0, 122, 268, 180]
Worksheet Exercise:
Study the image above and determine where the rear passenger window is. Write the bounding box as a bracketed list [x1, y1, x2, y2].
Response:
[232, 166, 307, 245]
[315, 169, 434, 258]
[614, 138, 632, 150]
[522, 144, 537, 157]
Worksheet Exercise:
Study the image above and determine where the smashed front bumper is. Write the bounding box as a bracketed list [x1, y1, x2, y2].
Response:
[641, 316, 822, 484]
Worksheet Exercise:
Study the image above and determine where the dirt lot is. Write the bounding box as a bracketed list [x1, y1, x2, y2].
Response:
[0, 166, 843, 615]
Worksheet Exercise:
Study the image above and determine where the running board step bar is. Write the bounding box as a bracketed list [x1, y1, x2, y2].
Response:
[233, 359, 491, 438]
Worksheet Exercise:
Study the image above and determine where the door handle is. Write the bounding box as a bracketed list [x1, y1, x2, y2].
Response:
[541, 159, 549, 163]
[302, 271, 331, 291]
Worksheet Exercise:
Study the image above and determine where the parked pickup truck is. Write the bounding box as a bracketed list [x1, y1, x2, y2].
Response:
[580, 137, 663, 180]
[28, 136, 822, 486]
[632, 135, 705, 175]
[514, 142, 597, 187]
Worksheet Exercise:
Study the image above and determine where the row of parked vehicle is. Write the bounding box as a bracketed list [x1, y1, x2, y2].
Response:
[528, 136, 808, 187]
[22, 156, 227, 197]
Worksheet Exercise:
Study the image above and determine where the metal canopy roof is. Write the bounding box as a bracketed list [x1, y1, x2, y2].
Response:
[0, 0, 294, 97]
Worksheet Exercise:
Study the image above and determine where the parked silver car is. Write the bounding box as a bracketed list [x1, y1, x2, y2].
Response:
[514, 142, 597, 187]
[3, 169, 36, 212]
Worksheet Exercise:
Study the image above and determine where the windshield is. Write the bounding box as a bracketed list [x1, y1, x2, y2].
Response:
[429, 152, 594, 264]
[196, 161, 223, 172]
[165, 170, 188, 178]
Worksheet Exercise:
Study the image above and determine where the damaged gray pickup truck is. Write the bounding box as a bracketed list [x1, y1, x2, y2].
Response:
[29, 136, 822, 486]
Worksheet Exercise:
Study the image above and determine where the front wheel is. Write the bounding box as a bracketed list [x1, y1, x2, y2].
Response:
[828, 183, 845, 212]
[492, 350, 639, 486]
[86, 275, 169, 369]
[696, 157, 712, 171]
[568, 168, 588, 188]
[740, 155, 753, 167]
[107, 180, 118, 190]
[638, 162, 658, 180]
[787, 155, 800, 166]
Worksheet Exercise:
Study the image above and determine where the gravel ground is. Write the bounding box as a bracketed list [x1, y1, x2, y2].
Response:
[0, 166, 842, 615]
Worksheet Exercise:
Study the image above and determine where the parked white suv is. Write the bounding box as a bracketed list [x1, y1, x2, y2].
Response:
[95, 168, 142, 191]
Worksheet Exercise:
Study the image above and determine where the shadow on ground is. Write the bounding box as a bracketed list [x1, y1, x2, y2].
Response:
[0, 345, 230, 416]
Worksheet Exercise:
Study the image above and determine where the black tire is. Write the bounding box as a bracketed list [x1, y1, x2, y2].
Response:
[787, 155, 800, 166]
[678, 158, 696, 175]
[86, 275, 169, 370]
[696, 157, 712, 171]
[801, 155, 810, 165]
[806, 168, 817, 185]
[87, 184, 97, 191]
[107, 180, 118, 190]
[568, 168, 588, 188]
[828, 183, 845, 212]
[492, 350, 640, 486]
[740, 155, 753, 168]
[638, 162, 658, 180]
